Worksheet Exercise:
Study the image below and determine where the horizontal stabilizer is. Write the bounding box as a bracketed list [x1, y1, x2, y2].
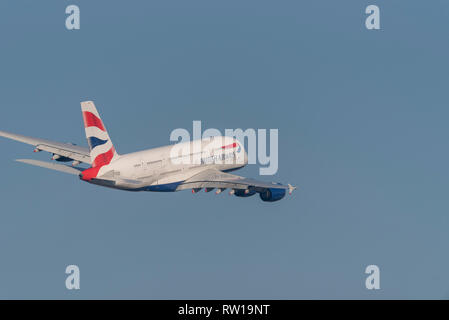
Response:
[15, 159, 83, 175]
[0, 130, 91, 164]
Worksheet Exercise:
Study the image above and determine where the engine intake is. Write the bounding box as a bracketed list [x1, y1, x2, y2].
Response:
[259, 188, 286, 202]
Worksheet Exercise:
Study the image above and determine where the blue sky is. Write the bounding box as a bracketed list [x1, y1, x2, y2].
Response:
[0, 0, 449, 298]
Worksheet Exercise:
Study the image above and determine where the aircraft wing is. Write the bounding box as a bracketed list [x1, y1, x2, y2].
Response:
[179, 168, 297, 195]
[0, 130, 91, 164]
[15, 159, 84, 175]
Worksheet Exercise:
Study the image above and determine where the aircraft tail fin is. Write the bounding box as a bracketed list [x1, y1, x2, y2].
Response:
[80, 101, 119, 168]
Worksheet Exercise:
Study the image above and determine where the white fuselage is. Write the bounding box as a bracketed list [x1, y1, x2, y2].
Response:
[92, 136, 247, 190]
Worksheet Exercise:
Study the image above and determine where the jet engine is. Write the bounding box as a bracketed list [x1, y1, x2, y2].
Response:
[52, 154, 72, 162]
[234, 189, 256, 197]
[259, 188, 286, 202]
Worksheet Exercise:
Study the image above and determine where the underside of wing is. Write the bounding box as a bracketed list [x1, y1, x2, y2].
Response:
[178, 168, 296, 201]
[0, 130, 91, 164]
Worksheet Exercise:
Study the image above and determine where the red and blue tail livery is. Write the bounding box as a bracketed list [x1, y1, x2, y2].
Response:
[81, 101, 119, 170]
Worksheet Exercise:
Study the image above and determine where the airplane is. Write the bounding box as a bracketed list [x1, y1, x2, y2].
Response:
[0, 101, 296, 202]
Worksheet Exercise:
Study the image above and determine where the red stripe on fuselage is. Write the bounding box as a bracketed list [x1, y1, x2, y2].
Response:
[81, 147, 115, 181]
[82, 111, 105, 131]
[80, 166, 101, 181]
[221, 142, 237, 149]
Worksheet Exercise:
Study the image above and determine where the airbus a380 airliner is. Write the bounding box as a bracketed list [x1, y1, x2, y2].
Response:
[0, 101, 296, 202]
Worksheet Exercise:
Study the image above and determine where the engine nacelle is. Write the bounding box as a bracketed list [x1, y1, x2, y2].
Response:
[259, 188, 286, 202]
[52, 153, 72, 162]
[234, 189, 256, 197]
